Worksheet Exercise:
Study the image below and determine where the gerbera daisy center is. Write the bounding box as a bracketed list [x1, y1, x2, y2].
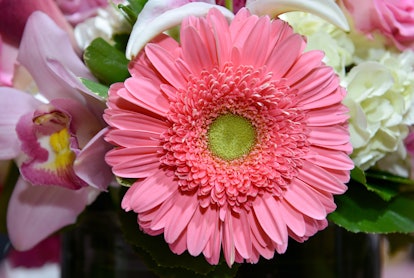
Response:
[207, 113, 256, 160]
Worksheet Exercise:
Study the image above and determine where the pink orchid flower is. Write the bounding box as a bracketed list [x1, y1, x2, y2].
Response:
[0, 11, 113, 251]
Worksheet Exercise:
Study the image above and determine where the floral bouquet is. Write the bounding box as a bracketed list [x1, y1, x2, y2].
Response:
[1, 0, 414, 276]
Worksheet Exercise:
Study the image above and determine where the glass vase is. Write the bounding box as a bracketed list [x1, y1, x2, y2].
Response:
[60, 194, 382, 278]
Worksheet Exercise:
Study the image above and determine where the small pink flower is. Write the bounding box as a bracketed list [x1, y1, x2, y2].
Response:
[342, 0, 414, 50]
[105, 8, 353, 266]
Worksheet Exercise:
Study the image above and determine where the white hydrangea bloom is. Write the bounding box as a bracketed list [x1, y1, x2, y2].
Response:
[343, 50, 414, 170]
[280, 12, 354, 77]
[74, 3, 131, 50]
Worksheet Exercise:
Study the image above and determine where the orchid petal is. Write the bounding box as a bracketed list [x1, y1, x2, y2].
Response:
[246, 0, 349, 31]
[17, 12, 95, 103]
[126, 2, 234, 59]
[7, 177, 100, 251]
[0, 0, 73, 47]
[74, 128, 114, 190]
[0, 88, 41, 159]
[0, 37, 18, 86]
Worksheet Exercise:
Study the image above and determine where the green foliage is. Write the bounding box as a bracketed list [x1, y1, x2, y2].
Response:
[83, 38, 130, 86]
[329, 179, 414, 233]
[80, 78, 109, 99]
[118, 0, 148, 25]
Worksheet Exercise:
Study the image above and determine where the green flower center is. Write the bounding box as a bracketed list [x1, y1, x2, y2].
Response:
[207, 114, 256, 160]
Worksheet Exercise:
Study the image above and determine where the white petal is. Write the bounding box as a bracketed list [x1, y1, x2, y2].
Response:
[126, 2, 234, 59]
[246, 0, 349, 31]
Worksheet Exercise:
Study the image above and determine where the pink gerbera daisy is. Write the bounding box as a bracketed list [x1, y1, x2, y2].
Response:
[104, 8, 353, 266]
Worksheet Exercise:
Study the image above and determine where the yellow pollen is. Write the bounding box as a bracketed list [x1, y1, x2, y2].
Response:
[48, 128, 75, 170]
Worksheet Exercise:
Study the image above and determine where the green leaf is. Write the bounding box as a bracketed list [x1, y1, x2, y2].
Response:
[350, 166, 366, 185]
[329, 180, 414, 233]
[364, 181, 399, 202]
[80, 78, 109, 99]
[0, 162, 19, 233]
[118, 0, 148, 25]
[117, 189, 239, 277]
[112, 33, 130, 52]
[83, 38, 130, 86]
[364, 170, 414, 201]
[115, 176, 137, 187]
[366, 170, 414, 185]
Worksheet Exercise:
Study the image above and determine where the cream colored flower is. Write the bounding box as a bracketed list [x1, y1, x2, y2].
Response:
[281, 12, 354, 77]
[74, 3, 131, 50]
[343, 50, 414, 170]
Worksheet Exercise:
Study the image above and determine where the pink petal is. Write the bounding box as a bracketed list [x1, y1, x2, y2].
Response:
[0, 88, 40, 159]
[17, 12, 94, 102]
[308, 125, 350, 147]
[207, 8, 232, 66]
[305, 145, 354, 171]
[0, 38, 18, 86]
[239, 16, 272, 67]
[106, 146, 162, 178]
[181, 24, 216, 74]
[222, 212, 236, 266]
[121, 170, 177, 213]
[0, 0, 73, 47]
[107, 111, 168, 134]
[164, 192, 198, 243]
[73, 128, 113, 190]
[278, 202, 306, 237]
[252, 193, 288, 245]
[7, 177, 100, 251]
[267, 34, 305, 79]
[107, 129, 161, 148]
[145, 43, 189, 88]
[296, 161, 348, 194]
[122, 77, 170, 117]
[169, 228, 188, 255]
[232, 209, 253, 259]
[306, 104, 349, 126]
[186, 206, 216, 256]
[283, 179, 327, 220]
[202, 214, 222, 265]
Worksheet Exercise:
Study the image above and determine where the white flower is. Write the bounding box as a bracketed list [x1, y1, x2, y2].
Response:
[280, 12, 354, 77]
[74, 3, 131, 50]
[343, 50, 414, 170]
